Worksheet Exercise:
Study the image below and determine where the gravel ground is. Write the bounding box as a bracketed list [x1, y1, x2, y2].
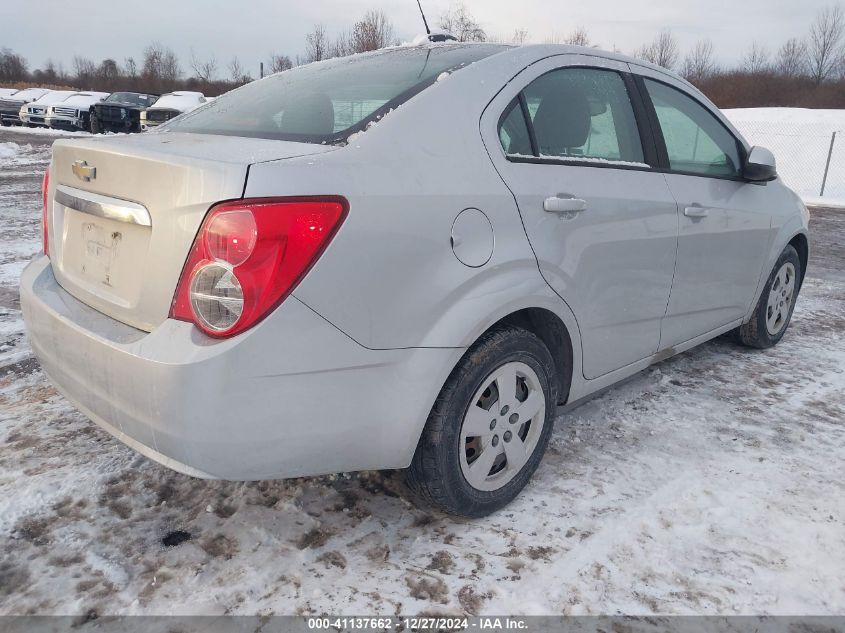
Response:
[0, 128, 843, 616]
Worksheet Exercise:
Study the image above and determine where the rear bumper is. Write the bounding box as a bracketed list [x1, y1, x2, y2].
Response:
[20, 257, 457, 480]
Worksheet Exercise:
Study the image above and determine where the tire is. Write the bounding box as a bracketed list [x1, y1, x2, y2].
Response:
[406, 326, 558, 518]
[90, 114, 100, 134]
[737, 245, 801, 349]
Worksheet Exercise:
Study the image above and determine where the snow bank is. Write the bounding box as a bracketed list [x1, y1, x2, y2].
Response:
[724, 108, 845, 207]
[1, 126, 91, 137]
[0, 141, 20, 159]
[0, 140, 45, 168]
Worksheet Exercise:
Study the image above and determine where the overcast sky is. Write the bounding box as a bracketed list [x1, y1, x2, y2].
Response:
[2, 0, 835, 75]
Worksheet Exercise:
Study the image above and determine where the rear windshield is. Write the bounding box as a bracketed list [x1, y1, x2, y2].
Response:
[165, 44, 508, 144]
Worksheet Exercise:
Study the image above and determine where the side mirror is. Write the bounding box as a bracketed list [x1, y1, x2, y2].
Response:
[744, 146, 777, 182]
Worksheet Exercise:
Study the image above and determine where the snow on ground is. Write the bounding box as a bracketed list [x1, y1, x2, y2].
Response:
[0, 125, 92, 138]
[725, 108, 845, 207]
[0, 128, 844, 617]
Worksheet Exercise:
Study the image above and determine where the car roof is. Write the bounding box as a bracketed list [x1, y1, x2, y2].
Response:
[492, 43, 697, 91]
[108, 91, 158, 97]
[32, 90, 76, 103]
[11, 87, 50, 98]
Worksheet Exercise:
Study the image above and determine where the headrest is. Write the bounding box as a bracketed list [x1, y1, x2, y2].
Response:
[279, 93, 335, 135]
[532, 82, 591, 154]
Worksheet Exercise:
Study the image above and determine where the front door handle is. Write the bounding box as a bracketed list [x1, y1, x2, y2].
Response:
[544, 196, 587, 214]
[684, 205, 710, 218]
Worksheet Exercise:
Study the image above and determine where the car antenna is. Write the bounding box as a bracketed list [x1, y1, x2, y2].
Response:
[416, 0, 431, 36]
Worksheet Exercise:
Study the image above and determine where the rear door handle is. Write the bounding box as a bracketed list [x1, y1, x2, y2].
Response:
[544, 196, 587, 214]
[684, 205, 710, 218]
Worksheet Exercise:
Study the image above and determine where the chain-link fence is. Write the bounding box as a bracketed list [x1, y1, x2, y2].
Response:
[727, 114, 844, 206]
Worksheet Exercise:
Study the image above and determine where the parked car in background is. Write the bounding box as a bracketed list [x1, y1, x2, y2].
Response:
[90, 92, 159, 133]
[19, 91, 76, 126]
[140, 91, 207, 130]
[22, 44, 809, 518]
[0, 87, 51, 125]
[44, 92, 109, 131]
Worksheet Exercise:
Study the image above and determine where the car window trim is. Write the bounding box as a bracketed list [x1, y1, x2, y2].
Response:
[496, 96, 537, 157]
[499, 65, 655, 172]
[634, 74, 750, 182]
[518, 92, 539, 156]
[622, 73, 660, 168]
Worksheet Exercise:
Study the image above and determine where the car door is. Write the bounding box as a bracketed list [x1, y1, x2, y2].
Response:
[481, 56, 679, 380]
[635, 71, 774, 348]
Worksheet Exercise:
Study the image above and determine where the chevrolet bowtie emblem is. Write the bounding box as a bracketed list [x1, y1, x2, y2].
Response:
[72, 160, 96, 182]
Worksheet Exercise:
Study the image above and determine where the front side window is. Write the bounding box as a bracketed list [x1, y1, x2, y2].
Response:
[644, 79, 742, 177]
[501, 67, 644, 165]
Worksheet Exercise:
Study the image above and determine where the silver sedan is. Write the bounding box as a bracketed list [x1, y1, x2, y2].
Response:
[21, 43, 809, 517]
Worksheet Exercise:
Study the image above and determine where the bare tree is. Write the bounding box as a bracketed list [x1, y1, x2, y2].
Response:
[305, 24, 330, 62]
[70, 55, 97, 87]
[565, 27, 590, 47]
[331, 32, 353, 58]
[228, 57, 251, 83]
[635, 30, 679, 70]
[681, 39, 716, 84]
[97, 58, 121, 89]
[160, 48, 181, 83]
[190, 50, 217, 82]
[511, 29, 529, 45]
[742, 41, 771, 74]
[123, 57, 138, 80]
[72, 56, 96, 81]
[439, 3, 486, 42]
[268, 53, 293, 74]
[775, 37, 808, 77]
[349, 9, 395, 53]
[40, 59, 60, 84]
[141, 42, 181, 92]
[0, 48, 29, 82]
[808, 4, 845, 83]
[55, 61, 68, 83]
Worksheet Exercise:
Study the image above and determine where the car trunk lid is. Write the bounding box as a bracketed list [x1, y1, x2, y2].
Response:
[47, 132, 336, 332]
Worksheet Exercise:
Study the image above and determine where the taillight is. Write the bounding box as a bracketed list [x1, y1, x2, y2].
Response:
[41, 167, 49, 257]
[170, 197, 348, 338]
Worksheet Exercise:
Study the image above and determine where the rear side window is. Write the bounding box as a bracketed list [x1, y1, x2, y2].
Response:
[166, 44, 508, 144]
[502, 67, 645, 165]
[644, 79, 742, 177]
[498, 100, 533, 155]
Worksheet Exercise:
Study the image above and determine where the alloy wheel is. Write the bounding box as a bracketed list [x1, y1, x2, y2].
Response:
[766, 262, 796, 335]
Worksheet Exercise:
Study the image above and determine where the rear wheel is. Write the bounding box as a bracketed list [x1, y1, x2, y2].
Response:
[90, 114, 100, 134]
[737, 245, 801, 349]
[406, 326, 558, 517]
